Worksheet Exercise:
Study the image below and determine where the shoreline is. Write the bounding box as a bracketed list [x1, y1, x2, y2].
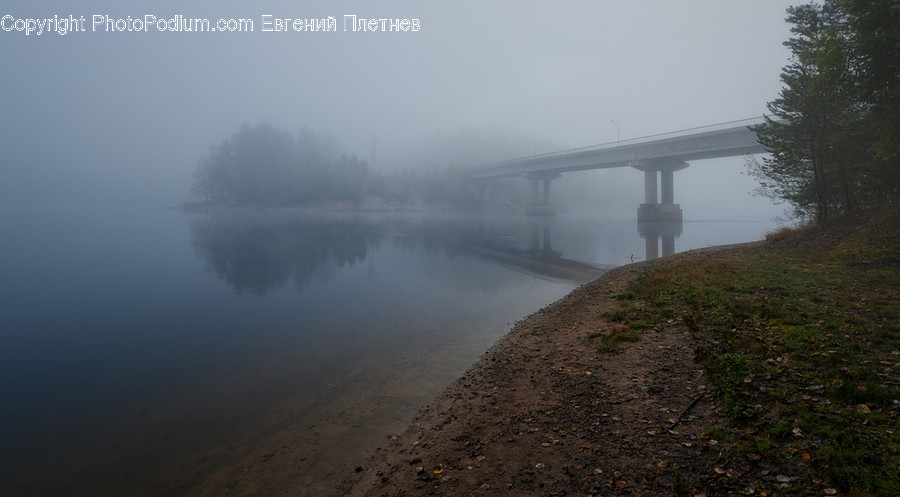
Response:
[332, 206, 900, 496]
[331, 243, 761, 496]
[181, 196, 473, 215]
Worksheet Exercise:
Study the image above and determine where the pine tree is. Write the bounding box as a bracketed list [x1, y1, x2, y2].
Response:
[751, 1, 868, 221]
[844, 0, 900, 187]
[751, 0, 899, 221]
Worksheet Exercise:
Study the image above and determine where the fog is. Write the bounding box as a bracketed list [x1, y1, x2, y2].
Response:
[1, 0, 795, 216]
[2, 4, 803, 493]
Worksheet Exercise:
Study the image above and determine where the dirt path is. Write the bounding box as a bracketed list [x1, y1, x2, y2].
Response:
[335, 251, 742, 496]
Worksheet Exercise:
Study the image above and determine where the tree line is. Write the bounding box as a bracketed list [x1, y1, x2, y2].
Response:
[751, 0, 899, 221]
[191, 122, 484, 208]
[191, 123, 369, 205]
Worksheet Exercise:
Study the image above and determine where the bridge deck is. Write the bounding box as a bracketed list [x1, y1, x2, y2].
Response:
[467, 118, 767, 179]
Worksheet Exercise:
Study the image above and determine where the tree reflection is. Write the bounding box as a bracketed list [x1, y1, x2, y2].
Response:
[190, 212, 374, 295]
[189, 211, 613, 295]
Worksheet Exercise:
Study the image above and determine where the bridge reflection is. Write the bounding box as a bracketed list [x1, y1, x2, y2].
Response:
[189, 210, 684, 296]
[638, 218, 684, 260]
[468, 217, 609, 282]
[466, 214, 684, 283]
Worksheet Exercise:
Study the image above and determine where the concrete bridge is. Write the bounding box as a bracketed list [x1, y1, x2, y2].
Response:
[466, 117, 766, 220]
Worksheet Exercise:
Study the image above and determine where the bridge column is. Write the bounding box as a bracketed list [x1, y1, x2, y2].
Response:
[631, 159, 688, 223]
[661, 169, 676, 204]
[524, 172, 561, 215]
[644, 170, 658, 204]
[632, 159, 687, 260]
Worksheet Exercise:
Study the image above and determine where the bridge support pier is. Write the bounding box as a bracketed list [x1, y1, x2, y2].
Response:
[524, 172, 561, 216]
[632, 159, 687, 260]
[632, 159, 688, 223]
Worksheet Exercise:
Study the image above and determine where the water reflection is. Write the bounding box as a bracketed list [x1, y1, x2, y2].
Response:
[190, 212, 376, 295]
[1, 205, 774, 497]
[4, 208, 589, 497]
[189, 211, 609, 295]
[189, 210, 685, 296]
[468, 216, 610, 281]
[638, 218, 684, 260]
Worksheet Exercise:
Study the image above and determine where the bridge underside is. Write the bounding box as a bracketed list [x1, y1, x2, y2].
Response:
[523, 172, 561, 215]
[468, 122, 765, 223]
[467, 121, 767, 258]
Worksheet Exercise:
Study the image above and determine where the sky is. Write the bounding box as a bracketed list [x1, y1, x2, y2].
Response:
[0, 0, 799, 212]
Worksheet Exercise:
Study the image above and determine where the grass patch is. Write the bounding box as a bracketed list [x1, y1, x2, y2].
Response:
[764, 222, 815, 241]
[608, 208, 900, 495]
[594, 329, 641, 353]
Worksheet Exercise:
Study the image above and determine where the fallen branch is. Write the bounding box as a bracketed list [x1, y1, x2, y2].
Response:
[667, 391, 705, 431]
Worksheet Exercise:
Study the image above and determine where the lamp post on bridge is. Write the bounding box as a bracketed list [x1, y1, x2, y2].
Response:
[610, 120, 620, 147]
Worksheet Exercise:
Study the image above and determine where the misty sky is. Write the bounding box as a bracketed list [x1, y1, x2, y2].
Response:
[1, 0, 797, 213]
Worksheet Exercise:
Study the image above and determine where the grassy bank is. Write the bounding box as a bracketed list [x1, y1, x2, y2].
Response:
[604, 208, 900, 495]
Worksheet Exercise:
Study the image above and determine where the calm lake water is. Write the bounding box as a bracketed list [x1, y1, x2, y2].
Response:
[0, 204, 776, 496]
